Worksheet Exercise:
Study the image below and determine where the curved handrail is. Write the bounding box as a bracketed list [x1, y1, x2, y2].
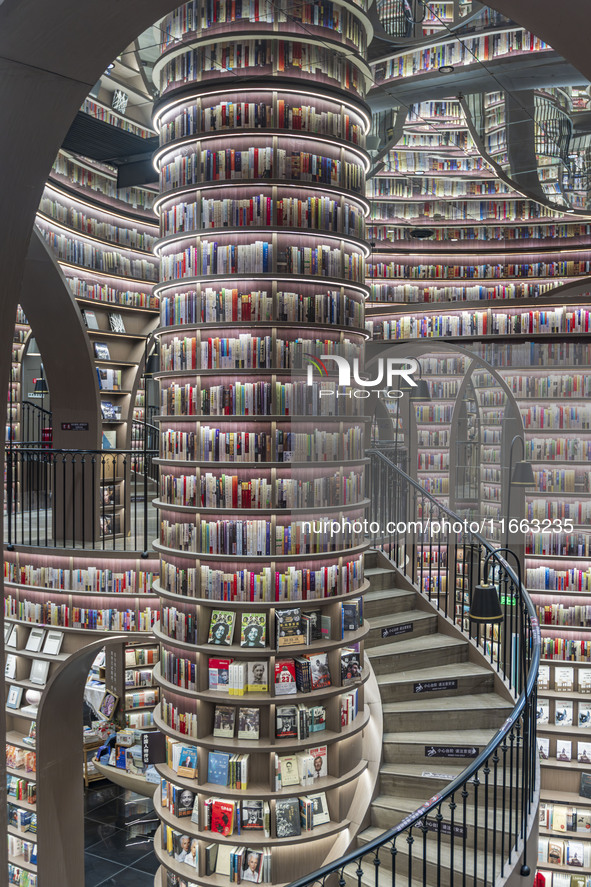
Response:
[288, 448, 540, 887]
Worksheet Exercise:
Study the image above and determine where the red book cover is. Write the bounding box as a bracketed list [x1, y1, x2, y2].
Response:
[211, 800, 235, 836]
[274, 659, 296, 694]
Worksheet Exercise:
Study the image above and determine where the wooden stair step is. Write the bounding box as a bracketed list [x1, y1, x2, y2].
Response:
[382, 729, 497, 764]
[383, 693, 512, 715]
[367, 634, 468, 672]
[366, 610, 437, 646]
[364, 565, 399, 589]
[370, 792, 518, 841]
[378, 761, 522, 793]
[363, 587, 416, 618]
[357, 826, 504, 883]
[376, 662, 494, 701]
[382, 694, 513, 732]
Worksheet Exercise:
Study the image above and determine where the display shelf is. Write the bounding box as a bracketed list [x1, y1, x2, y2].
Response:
[372, 25, 553, 85]
[37, 151, 160, 464]
[156, 757, 368, 801]
[151, 6, 373, 884]
[156, 796, 349, 845]
[91, 758, 157, 797]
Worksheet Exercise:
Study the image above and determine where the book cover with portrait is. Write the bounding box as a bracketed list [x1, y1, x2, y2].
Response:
[240, 613, 266, 648]
[208, 611, 236, 646]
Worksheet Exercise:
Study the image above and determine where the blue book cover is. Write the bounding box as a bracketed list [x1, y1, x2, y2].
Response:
[207, 750, 230, 786]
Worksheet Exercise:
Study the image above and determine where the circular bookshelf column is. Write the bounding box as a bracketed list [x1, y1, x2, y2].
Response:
[151, 3, 374, 885]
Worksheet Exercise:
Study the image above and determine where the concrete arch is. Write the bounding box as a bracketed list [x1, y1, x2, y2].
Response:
[35, 634, 150, 885]
[21, 229, 100, 450]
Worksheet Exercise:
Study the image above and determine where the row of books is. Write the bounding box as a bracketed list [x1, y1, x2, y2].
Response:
[159, 40, 364, 96]
[368, 196, 565, 220]
[162, 381, 364, 417]
[3, 563, 156, 593]
[158, 517, 363, 556]
[81, 98, 154, 139]
[7, 804, 36, 835]
[38, 194, 157, 250]
[161, 0, 366, 46]
[6, 746, 36, 774]
[38, 227, 157, 280]
[161, 694, 198, 738]
[161, 333, 359, 372]
[382, 153, 488, 173]
[538, 739, 591, 763]
[160, 148, 363, 192]
[529, 569, 591, 594]
[541, 640, 591, 662]
[540, 801, 591, 832]
[478, 341, 591, 368]
[538, 699, 591, 726]
[160, 287, 363, 328]
[7, 836, 36, 866]
[5, 624, 63, 655]
[160, 556, 363, 601]
[536, 603, 591, 626]
[4, 597, 158, 632]
[530, 499, 591, 524]
[529, 535, 591, 557]
[51, 151, 155, 210]
[366, 309, 591, 340]
[368, 223, 591, 243]
[160, 99, 363, 145]
[161, 195, 365, 236]
[369, 178, 513, 199]
[161, 469, 364, 509]
[161, 240, 272, 279]
[538, 836, 591, 868]
[532, 469, 588, 494]
[8, 864, 37, 887]
[368, 262, 591, 282]
[374, 28, 549, 83]
[160, 425, 365, 463]
[7, 776, 36, 805]
[285, 244, 362, 280]
[66, 275, 157, 309]
[125, 689, 159, 710]
[5, 655, 50, 687]
[506, 374, 591, 399]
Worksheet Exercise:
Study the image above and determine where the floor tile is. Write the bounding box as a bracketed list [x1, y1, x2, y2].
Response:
[85, 784, 122, 813]
[84, 818, 124, 848]
[86, 831, 157, 867]
[95, 865, 157, 887]
[131, 849, 160, 875]
[84, 853, 126, 887]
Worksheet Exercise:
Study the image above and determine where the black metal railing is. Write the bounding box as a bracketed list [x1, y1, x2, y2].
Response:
[20, 401, 52, 445]
[131, 419, 159, 485]
[288, 449, 540, 887]
[4, 445, 158, 553]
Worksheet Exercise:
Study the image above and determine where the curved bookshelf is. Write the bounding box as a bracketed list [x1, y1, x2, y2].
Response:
[151, 2, 375, 884]
[3, 547, 160, 886]
[35, 150, 160, 453]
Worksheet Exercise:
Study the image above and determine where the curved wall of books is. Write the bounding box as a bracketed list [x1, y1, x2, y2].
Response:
[151, 1, 375, 884]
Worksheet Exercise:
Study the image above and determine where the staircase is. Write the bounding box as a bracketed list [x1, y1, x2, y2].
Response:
[357, 551, 517, 886]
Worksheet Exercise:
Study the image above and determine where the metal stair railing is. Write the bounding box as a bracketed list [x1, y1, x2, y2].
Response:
[288, 448, 540, 887]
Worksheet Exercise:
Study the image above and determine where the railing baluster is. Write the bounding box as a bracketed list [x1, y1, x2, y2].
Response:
[449, 794, 456, 887]
[461, 782, 468, 887]
[472, 773, 479, 887]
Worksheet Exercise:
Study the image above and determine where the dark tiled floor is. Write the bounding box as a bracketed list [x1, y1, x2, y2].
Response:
[85, 782, 158, 887]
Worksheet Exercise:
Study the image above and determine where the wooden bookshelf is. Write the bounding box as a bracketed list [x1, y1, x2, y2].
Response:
[149, 2, 376, 883]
